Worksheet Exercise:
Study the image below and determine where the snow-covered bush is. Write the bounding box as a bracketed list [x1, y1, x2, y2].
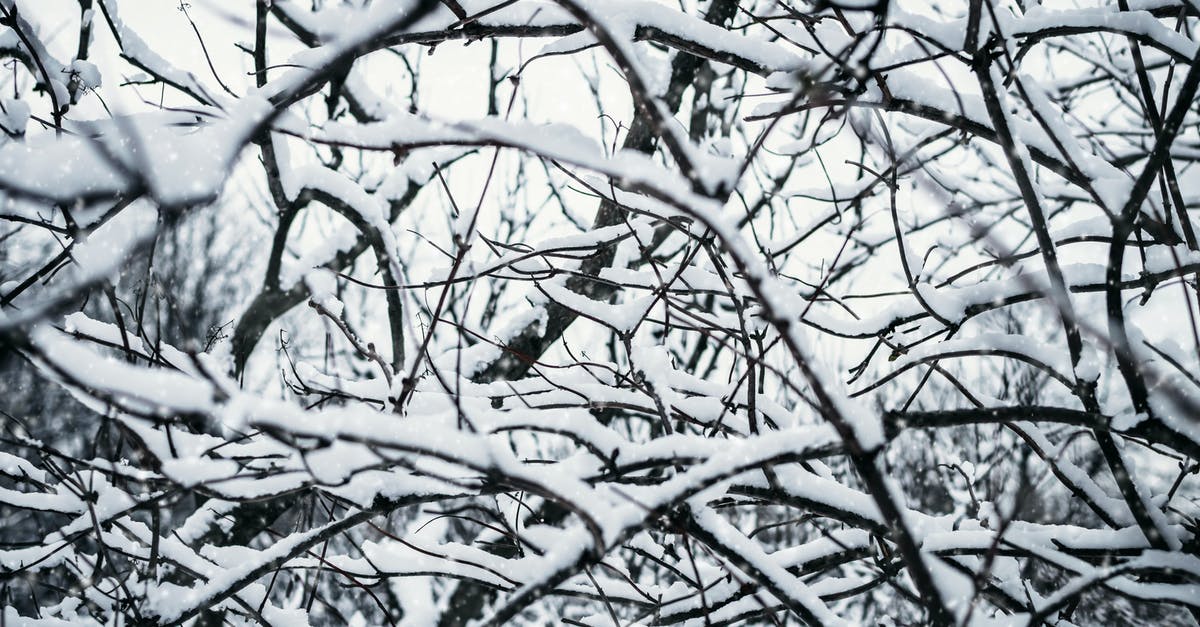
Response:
[1, 0, 1199, 624]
